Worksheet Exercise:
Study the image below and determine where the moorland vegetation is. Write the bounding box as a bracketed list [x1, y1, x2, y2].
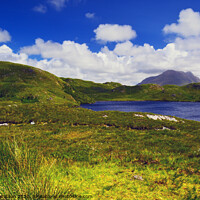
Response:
[0, 61, 199, 199]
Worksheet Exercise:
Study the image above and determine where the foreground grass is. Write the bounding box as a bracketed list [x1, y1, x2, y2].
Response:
[0, 140, 77, 199]
[0, 117, 199, 199]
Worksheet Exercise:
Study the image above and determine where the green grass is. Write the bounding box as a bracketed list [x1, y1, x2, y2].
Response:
[0, 61, 200, 199]
[0, 101, 199, 199]
[0, 118, 199, 199]
[63, 78, 200, 102]
[0, 61, 77, 105]
[0, 139, 75, 199]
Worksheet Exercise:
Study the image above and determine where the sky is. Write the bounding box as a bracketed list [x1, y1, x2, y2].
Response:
[1, 0, 200, 85]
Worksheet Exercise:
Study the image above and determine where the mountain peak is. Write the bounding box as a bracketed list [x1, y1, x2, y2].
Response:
[138, 70, 200, 86]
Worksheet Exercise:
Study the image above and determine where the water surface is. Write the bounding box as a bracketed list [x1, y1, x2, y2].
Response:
[81, 101, 200, 121]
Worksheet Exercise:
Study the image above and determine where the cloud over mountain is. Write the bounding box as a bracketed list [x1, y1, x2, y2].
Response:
[1, 9, 200, 85]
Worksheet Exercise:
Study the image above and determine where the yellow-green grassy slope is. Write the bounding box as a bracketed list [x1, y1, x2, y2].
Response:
[0, 61, 77, 105]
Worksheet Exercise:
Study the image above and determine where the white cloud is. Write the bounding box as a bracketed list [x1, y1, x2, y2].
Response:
[94, 24, 137, 43]
[114, 41, 155, 56]
[0, 45, 29, 64]
[0, 28, 11, 43]
[1, 9, 200, 85]
[33, 4, 47, 13]
[20, 38, 125, 75]
[175, 37, 200, 51]
[19, 36, 200, 85]
[163, 8, 200, 37]
[85, 12, 95, 19]
[48, 0, 67, 10]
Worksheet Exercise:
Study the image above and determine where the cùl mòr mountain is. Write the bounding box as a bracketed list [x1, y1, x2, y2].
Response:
[138, 70, 200, 86]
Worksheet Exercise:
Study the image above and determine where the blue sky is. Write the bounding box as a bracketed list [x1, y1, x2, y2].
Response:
[1, 0, 200, 85]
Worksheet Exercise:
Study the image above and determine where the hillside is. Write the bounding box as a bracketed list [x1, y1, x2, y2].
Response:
[0, 61, 200, 199]
[61, 78, 122, 102]
[104, 83, 200, 102]
[138, 70, 200, 86]
[1, 61, 200, 105]
[0, 61, 77, 105]
[64, 78, 200, 102]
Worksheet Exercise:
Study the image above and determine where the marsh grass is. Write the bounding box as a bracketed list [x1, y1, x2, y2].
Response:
[0, 140, 73, 199]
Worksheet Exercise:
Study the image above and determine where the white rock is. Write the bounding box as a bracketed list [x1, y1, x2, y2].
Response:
[0, 123, 8, 126]
[30, 121, 35, 125]
[146, 114, 178, 122]
[163, 127, 170, 130]
[133, 175, 143, 181]
[156, 126, 171, 131]
[135, 114, 144, 118]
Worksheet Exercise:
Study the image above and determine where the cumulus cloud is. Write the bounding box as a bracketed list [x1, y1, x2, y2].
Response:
[1, 9, 200, 85]
[85, 12, 95, 19]
[163, 8, 200, 37]
[18, 35, 200, 85]
[33, 4, 47, 13]
[20, 38, 126, 75]
[0, 28, 11, 43]
[94, 24, 137, 43]
[0, 45, 29, 64]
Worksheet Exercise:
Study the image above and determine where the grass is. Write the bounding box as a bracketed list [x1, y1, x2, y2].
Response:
[0, 61, 77, 105]
[0, 61, 200, 199]
[63, 78, 200, 102]
[0, 139, 75, 199]
[0, 112, 199, 199]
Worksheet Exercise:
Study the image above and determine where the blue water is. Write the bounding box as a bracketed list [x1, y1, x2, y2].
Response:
[81, 101, 200, 121]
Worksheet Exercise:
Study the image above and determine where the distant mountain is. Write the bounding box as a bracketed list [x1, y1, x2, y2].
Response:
[138, 70, 200, 86]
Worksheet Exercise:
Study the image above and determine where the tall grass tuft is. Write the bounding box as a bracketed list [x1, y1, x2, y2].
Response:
[0, 140, 73, 199]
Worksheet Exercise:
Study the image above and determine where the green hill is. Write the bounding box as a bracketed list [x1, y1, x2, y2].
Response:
[0, 61, 77, 105]
[61, 78, 122, 103]
[0, 61, 200, 199]
[63, 78, 200, 102]
[1, 61, 200, 105]
[102, 83, 200, 101]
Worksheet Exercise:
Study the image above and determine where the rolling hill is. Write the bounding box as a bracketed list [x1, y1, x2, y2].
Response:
[0, 61, 200, 104]
[63, 78, 200, 102]
[0, 61, 78, 105]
